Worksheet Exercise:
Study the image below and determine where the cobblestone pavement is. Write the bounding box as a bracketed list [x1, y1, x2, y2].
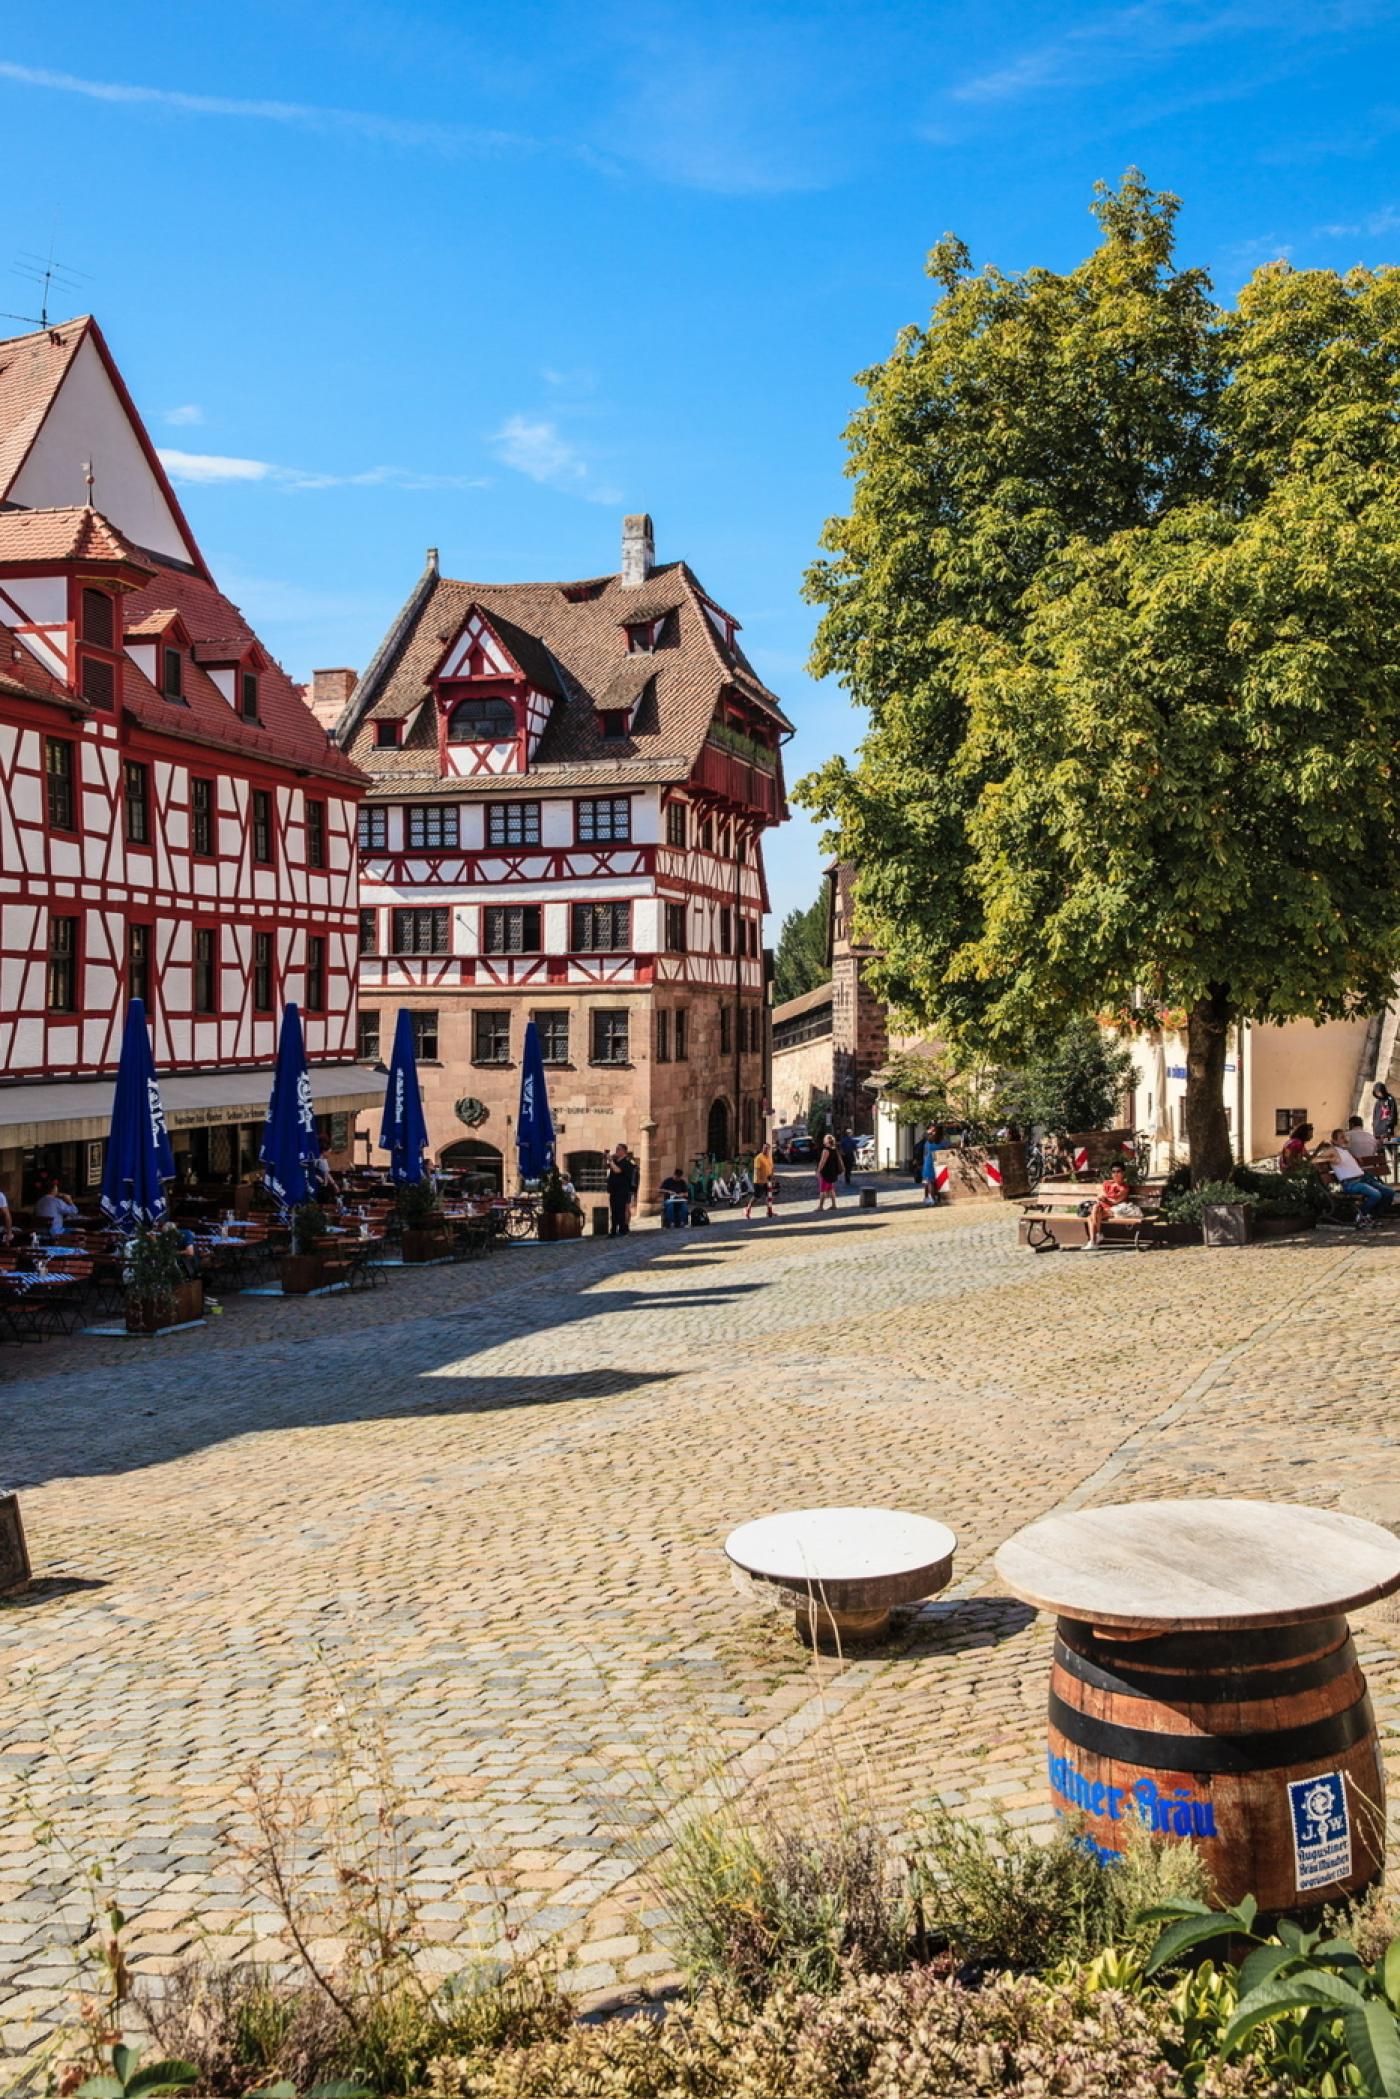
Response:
[4, 1184, 1400, 2066]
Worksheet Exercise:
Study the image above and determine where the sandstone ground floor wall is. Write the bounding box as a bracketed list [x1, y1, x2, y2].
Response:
[357, 988, 768, 1209]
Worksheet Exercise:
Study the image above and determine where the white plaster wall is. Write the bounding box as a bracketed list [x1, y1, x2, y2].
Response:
[541, 800, 572, 846]
[10, 334, 198, 563]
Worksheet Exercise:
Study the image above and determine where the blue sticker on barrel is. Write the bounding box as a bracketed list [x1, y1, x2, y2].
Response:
[1288, 1771, 1351, 1893]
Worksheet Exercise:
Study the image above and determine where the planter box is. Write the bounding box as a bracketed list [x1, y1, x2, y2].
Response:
[402, 1226, 450, 1262]
[126, 1278, 204, 1331]
[538, 1210, 583, 1241]
[280, 1254, 326, 1294]
[1202, 1202, 1255, 1248]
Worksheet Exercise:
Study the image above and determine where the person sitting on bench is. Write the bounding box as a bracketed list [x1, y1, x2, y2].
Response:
[1085, 1163, 1134, 1251]
[660, 1167, 690, 1229]
[1315, 1129, 1394, 1230]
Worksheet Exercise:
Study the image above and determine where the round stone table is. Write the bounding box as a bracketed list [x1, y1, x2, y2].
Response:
[725, 1506, 956, 1650]
[995, 1499, 1400, 1914]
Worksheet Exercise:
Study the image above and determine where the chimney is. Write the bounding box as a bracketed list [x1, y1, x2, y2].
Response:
[307, 667, 358, 733]
[620, 513, 654, 589]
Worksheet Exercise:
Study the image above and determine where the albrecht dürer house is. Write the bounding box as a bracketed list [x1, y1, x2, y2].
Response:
[335, 515, 790, 1199]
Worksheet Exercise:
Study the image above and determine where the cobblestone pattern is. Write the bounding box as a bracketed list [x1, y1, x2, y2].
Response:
[2, 1192, 1398, 2066]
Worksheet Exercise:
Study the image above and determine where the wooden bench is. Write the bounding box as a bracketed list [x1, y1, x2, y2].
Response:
[1019, 1193, 1176, 1252]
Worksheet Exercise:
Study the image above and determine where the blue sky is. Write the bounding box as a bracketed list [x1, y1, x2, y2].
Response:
[4, 0, 1399, 922]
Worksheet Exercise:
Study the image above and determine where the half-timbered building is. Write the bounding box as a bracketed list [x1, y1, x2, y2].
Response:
[337, 515, 789, 1198]
[0, 316, 379, 1204]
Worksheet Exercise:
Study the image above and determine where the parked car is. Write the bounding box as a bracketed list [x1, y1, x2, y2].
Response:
[776, 1133, 815, 1164]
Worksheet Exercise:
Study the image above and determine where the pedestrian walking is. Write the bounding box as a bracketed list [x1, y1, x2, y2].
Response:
[745, 1140, 776, 1219]
[839, 1128, 857, 1186]
[815, 1131, 841, 1213]
[1373, 1083, 1398, 1180]
[606, 1142, 633, 1236]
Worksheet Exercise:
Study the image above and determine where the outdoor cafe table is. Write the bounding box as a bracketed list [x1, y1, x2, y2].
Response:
[994, 1499, 1400, 1915]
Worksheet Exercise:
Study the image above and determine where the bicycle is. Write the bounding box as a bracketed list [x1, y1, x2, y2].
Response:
[493, 1194, 539, 1240]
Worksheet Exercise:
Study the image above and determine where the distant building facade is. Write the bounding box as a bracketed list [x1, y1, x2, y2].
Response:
[336, 516, 788, 1198]
[0, 316, 377, 1204]
[769, 861, 887, 1137]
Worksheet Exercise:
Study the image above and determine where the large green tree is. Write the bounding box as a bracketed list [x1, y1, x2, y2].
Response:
[799, 173, 1400, 1180]
[773, 887, 831, 1004]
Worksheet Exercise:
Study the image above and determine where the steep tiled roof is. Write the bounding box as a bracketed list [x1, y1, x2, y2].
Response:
[345, 558, 790, 799]
[0, 503, 153, 571]
[0, 319, 87, 498]
[0, 633, 81, 710]
[121, 564, 363, 784]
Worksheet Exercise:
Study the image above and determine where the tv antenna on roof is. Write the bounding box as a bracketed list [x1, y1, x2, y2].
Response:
[9, 242, 92, 328]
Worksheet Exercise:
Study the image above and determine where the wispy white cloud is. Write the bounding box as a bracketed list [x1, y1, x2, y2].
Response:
[158, 448, 488, 493]
[0, 60, 538, 156]
[1314, 203, 1400, 237]
[949, 1, 1269, 106]
[162, 403, 204, 427]
[490, 416, 620, 505]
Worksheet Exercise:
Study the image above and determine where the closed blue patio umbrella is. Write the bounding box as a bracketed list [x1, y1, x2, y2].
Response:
[516, 1019, 555, 1183]
[100, 998, 175, 1231]
[380, 1008, 430, 1184]
[260, 1002, 321, 1211]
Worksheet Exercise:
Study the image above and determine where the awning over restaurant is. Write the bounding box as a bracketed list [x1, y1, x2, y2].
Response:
[0, 1062, 387, 1149]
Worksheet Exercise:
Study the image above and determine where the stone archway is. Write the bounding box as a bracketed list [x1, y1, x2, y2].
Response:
[438, 1138, 504, 1192]
[706, 1097, 731, 1160]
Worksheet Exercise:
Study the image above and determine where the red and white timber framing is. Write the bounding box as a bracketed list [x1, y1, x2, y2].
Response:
[358, 783, 769, 1001]
[0, 585, 360, 1082]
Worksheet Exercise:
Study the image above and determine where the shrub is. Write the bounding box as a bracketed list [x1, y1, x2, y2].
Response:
[290, 1202, 332, 1255]
[910, 1808, 1210, 1974]
[395, 1179, 442, 1228]
[658, 1807, 913, 2003]
[1159, 1179, 1260, 1226]
[436, 1967, 1211, 2098]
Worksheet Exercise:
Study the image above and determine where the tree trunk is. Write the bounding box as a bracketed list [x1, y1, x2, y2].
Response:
[1185, 987, 1234, 1184]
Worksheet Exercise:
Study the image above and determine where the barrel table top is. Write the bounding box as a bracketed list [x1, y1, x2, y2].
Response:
[725, 1507, 957, 1607]
[995, 1499, 1400, 1631]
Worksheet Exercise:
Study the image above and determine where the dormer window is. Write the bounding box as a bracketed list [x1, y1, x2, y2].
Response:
[704, 602, 737, 651]
[81, 587, 115, 649]
[374, 719, 403, 748]
[162, 646, 183, 700]
[599, 712, 627, 740]
[626, 619, 661, 654]
[448, 694, 515, 743]
[240, 670, 259, 721]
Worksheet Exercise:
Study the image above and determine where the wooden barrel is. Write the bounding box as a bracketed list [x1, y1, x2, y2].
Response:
[1047, 1615, 1386, 1914]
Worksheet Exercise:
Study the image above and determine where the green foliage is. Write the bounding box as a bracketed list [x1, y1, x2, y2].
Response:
[875, 1046, 1009, 1129]
[1232, 1165, 1327, 1217]
[393, 1180, 440, 1229]
[799, 170, 1400, 1181]
[1160, 1179, 1261, 1224]
[538, 1167, 582, 1217]
[773, 889, 830, 1005]
[1139, 1895, 1400, 2096]
[1003, 1019, 1135, 1136]
[659, 1807, 913, 2003]
[123, 1226, 187, 1313]
[290, 1202, 331, 1255]
[75, 2044, 199, 2097]
[911, 1805, 1209, 1973]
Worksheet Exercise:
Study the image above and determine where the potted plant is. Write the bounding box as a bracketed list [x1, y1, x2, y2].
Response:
[1161, 1177, 1260, 1247]
[1233, 1166, 1321, 1238]
[537, 1167, 584, 1242]
[125, 1225, 204, 1332]
[281, 1201, 331, 1294]
[396, 1178, 449, 1262]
